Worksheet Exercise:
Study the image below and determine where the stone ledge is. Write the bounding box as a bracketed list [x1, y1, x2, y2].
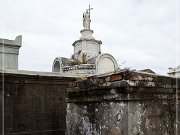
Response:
[0, 35, 22, 46]
[0, 69, 78, 78]
[66, 70, 180, 102]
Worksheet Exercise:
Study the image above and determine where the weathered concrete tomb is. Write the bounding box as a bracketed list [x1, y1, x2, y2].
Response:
[66, 70, 180, 135]
[1, 69, 179, 135]
[0, 36, 22, 70]
[0, 69, 76, 135]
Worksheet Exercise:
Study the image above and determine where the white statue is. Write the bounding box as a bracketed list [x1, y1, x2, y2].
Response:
[83, 10, 90, 29]
[83, 5, 93, 30]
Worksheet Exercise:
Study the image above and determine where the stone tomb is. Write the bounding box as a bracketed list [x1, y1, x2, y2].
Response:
[0, 35, 22, 70]
[66, 69, 180, 135]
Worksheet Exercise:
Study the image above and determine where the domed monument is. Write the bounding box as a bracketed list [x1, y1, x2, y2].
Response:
[52, 5, 118, 76]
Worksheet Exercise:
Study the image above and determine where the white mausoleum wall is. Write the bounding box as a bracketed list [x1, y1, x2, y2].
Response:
[168, 66, 180, 77]
[0, 35, 22, 70]
[96, 53, 118, 74]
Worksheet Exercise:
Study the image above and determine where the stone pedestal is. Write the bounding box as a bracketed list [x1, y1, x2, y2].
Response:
[80, 29, 94, 39]
[72, 29, 102, 63]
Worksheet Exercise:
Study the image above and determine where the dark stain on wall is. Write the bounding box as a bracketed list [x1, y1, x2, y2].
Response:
[0, 71, 75, 135]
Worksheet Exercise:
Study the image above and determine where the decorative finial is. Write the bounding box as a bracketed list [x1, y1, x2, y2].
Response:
[83, 5, 93, 30]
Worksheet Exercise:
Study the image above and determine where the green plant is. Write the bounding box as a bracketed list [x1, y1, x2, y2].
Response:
[82, 53, 87, 64]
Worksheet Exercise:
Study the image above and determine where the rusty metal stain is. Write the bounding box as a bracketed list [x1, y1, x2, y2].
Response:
[110, 74, 122, 81]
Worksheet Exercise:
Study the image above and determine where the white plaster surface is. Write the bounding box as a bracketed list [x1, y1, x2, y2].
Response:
[73, 29, 101, 63]
[96, 54, 118, 75]
[0, 35, 22, 70]
[168, 65, 180, 77]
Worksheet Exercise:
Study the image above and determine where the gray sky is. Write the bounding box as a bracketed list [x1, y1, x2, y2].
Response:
[1, 0, 179, 75]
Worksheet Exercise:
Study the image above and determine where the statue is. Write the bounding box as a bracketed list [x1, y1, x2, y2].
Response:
[83, 5, 93, 30]
[83, 10, 90, 29]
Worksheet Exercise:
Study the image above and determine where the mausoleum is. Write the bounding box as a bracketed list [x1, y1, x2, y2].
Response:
[52, 6, 118, 76]
[0, 35, 22, 70]
[168, 65, 180, 77]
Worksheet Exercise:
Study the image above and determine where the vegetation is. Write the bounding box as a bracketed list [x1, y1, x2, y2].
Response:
[82, 53, 87, 64]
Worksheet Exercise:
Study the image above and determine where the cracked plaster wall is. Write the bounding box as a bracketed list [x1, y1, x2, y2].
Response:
[66, 100, 178, 135]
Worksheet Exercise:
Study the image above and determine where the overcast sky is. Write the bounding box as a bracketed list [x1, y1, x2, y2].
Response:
[1, 0, 179, 75]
